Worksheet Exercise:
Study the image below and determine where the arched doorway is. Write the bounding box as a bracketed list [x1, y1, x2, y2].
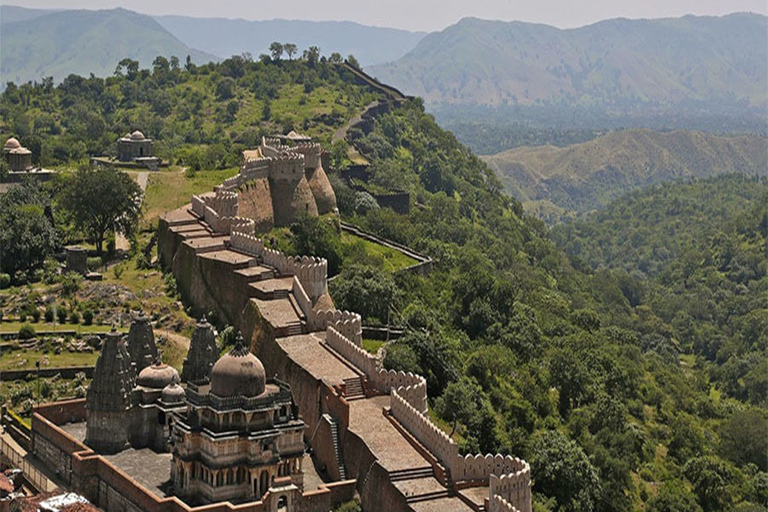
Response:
[277, 495, 288, 511]
[260, 471, 269, 498]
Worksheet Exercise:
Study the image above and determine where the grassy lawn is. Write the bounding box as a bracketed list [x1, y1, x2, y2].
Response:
[362, 338, 384, 355]
[0, 349, 99, 371]
[142, 167, 239, 225]
[341, 232, 418, 272]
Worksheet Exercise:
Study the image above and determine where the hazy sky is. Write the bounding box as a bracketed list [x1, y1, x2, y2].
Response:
[13, 0, 768, 32]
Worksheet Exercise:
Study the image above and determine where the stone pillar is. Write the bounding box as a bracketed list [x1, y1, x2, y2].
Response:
[65, 246, 88, 275]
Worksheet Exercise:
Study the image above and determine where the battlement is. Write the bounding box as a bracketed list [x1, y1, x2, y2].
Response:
[230, 230, 328, 301]
[391, 389, 531, 512]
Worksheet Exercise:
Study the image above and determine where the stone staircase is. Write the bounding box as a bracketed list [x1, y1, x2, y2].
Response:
[405, 487, 450, 504]
[388, 466, 434, 482]
[328, 416, 347, 480]
[284, 322, 304, 337]
[343, 377, 365, 400]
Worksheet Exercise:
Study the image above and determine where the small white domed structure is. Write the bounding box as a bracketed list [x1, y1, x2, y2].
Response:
[4, 137, 21, 150]
[117, 129, 155, 163]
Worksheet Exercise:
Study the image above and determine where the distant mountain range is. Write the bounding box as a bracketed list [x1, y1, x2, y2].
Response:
[0, 7, 216, 85]
[481, 129, 768, 221]
[369, 14, 768, 109]
[0, 6, 425, 86]
[153, 16, 425, 67]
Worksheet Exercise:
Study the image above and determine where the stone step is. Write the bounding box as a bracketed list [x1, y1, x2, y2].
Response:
[405, 489, 450, 504]
[389, 467, 434, 481]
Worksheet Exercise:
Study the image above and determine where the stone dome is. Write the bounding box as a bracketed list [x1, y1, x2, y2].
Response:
[4, 137, 20, 150]
[130, 130, 145, 141]
[210, 333, 266, 398]
[161, 382, 186, 404]
[137, 362, 179, 389]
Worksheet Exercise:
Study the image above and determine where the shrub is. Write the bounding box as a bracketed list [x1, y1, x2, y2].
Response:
[18, 324, 36, 340]
[18, 312, 27, 323]
[0, 273, 10, 289]
[61, 272, 82, 296]
[0, 310, 4, 322]
[57, 308, 68, 324]
[29, 308, 41, 323]
[113, 264, 125, 279]
[82, 309, 94, 325]
[44, 307, 54, 323]
[87, 257, 102, 271]
[69, 311, 81, 324]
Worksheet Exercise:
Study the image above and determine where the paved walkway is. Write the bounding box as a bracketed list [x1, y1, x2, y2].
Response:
[116, 171, 149, 251]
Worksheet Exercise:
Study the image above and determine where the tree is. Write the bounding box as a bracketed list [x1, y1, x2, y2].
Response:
[269, 42, 284, 61]
[347, 54, 361, 69]
[330, 265, 401, 325]
[0, 182, 57, 279]
[329, 52, 343, 64]
[216, 77, 236, 100]
[530, 430, 602, 512]
[436, 377, 481, 437]
[284, 43, 297, 60]
[304, 46, 320, 67]
[647, 483, 703, 512]
[719, 410, 768, 471]
[59, 167, 141, 255]
[684, 456, 735, 512]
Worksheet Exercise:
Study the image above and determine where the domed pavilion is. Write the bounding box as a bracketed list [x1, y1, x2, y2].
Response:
[171, 333, 305, 504]
[117, 129, 154, 162]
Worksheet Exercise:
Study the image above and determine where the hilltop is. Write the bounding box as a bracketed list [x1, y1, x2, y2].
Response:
[481, 129, 767, 220]
[0, 7, 217, 85]
[369, 13, 767, 108]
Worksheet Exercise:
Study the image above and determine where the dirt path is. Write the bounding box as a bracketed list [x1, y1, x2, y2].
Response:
[116, 171, 149, 251]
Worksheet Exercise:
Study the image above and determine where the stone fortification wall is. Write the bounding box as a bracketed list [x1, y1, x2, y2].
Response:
[291, 142, 322, 169]
[230, 231, 328, 302]
[325, 328, 427, 413]
[310, 309, 361, 345]
[196, 137, 336, 232]
[390, 390, 531, 512]
[237, 179, 274, 233]
[490, 495, 520, 512]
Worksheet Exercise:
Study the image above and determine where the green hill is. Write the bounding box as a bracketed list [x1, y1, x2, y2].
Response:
[481, 129, 767, 220]
[369, 14, 767, 108]
[0, 7, 216, 85]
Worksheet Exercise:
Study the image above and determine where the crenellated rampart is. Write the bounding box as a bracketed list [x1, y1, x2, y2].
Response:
[230, 231, 329, 302]
[390, 389, 531, 512]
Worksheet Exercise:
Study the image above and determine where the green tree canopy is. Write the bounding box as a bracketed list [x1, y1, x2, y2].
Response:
[59, 167, 141, 254]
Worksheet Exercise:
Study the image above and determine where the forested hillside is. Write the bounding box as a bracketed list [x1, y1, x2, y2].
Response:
[0, 54, 378, 169]
[481, 129, 767, 221]
[2, 59, 765, 512]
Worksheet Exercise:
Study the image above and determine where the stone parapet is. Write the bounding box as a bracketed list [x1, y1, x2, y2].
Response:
[230, 231, 328, 301]
[390, 389, 531, 512]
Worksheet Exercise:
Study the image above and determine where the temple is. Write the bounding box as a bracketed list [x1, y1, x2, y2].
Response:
[172, 333, 305, 505]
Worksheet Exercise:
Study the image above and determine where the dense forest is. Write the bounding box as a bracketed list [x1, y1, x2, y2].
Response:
[1, 58, 766, 512]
